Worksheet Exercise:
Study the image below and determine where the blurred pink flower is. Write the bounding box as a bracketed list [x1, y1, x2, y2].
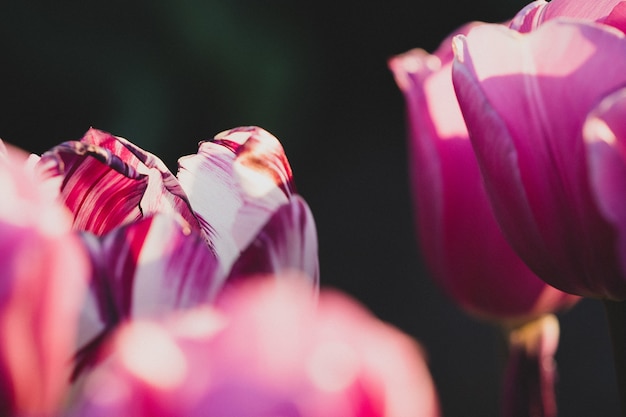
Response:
[66, 278, 440, 417]
[0, 143, 88, 415]
[34, 126, 319, 376]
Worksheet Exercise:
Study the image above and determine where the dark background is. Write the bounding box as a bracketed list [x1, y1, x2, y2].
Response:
[0, 1, 619, 416]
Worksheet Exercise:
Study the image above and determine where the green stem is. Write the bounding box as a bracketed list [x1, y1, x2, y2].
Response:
[500, 314, 560, 417]
[603, 299, 626, 417]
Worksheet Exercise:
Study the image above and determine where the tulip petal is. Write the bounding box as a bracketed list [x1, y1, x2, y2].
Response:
[584, 87, 626, 288]
[36, 128, 201, 236]
[177, 126, 294, 273]
[391, 45, 578, 321]
[508, 1, 548, 32]
[69, 278, 440, 417]
[0, 145, 88, 415]
[540, 0, 626, 27]
[226, 195, 320, 289]
[452, 20, 626, 297]
[74, 214, 220, 377]
[510, 0, 626, 33]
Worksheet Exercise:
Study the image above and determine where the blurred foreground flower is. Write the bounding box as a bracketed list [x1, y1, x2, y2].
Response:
[0, 144, 88, 416]
[66, 277, 440, 417]
[389, 15, 578, 417]
[32, 126, 319, 376]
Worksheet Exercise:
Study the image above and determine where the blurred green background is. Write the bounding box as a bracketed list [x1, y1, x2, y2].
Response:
[0, 1, 619, 416]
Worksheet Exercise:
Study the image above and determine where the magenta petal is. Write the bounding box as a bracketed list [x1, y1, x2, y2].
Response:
[510, 0, 626, 33]
[540, 0, 626, 27]
[585, 88, 626, 289]
[36, 128, 201, 236]
[69, 279, 440, 417]
[75, 214, 220, 377]
[177, 126, 294, 272]
[390, 45, 577, 321]
[508, 1, 548, 32]
[226, 196, 320, 290]
[0, 144, 88, 415]
[453, 20, 626, 297]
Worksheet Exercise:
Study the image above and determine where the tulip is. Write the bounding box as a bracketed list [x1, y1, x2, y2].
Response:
[35, 126, 319, 377]
[0, 142, 88, 416]
[65, 277, 440, 417]
[452, 18, 626, 300]
[389, 20, 578, 417]
[451, 16, 626, 416]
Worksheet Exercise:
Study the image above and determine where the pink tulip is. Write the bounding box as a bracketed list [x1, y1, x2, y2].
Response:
[452, 19, 626, 300]
[36, 127, 319, 376]
[0, 143, 88, 415]
[389, 18, 577, 417]
[388, 24, 577, 324]
[66, 278, 440, 417]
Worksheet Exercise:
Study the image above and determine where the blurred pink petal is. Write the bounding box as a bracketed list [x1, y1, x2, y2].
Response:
[452, 19, 626, 298]
[0, 144, 88, 416]
[67, 278, 440, 417]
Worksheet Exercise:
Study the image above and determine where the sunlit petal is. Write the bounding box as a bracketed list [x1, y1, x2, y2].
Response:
[36, 128, 201, 236]
[177, 126, 294, 272]
[453, 19, 626, 298]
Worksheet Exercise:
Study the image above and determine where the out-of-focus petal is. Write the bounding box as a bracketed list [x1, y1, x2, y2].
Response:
[74, 214, 220, 377]
[584, 87, 626, 286]
[0, 144, 88, 416]
[36, 128, 201, 237]
[177, 126, 294, 273]
[67, 278, 440, 417]
[226, 195, 319, 290]
[452, 20, 626, 298]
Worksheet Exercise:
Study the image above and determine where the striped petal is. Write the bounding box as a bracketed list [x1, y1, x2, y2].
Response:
[36, 128, 201, 237]
[177, 126, 294, 273]
[226, 195, 320, 290]
[75, 214, 220, 377]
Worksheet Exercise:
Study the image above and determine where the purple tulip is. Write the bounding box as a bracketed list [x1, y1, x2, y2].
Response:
[452, 19, 626, 300]
[451, 11, 626, 414]
[388, 25, 578, 324]
[36, 126, 319, 376]
[66, 277, 440, 417]
[389, 16, 578, 417]
[0, 143, 88, 416]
